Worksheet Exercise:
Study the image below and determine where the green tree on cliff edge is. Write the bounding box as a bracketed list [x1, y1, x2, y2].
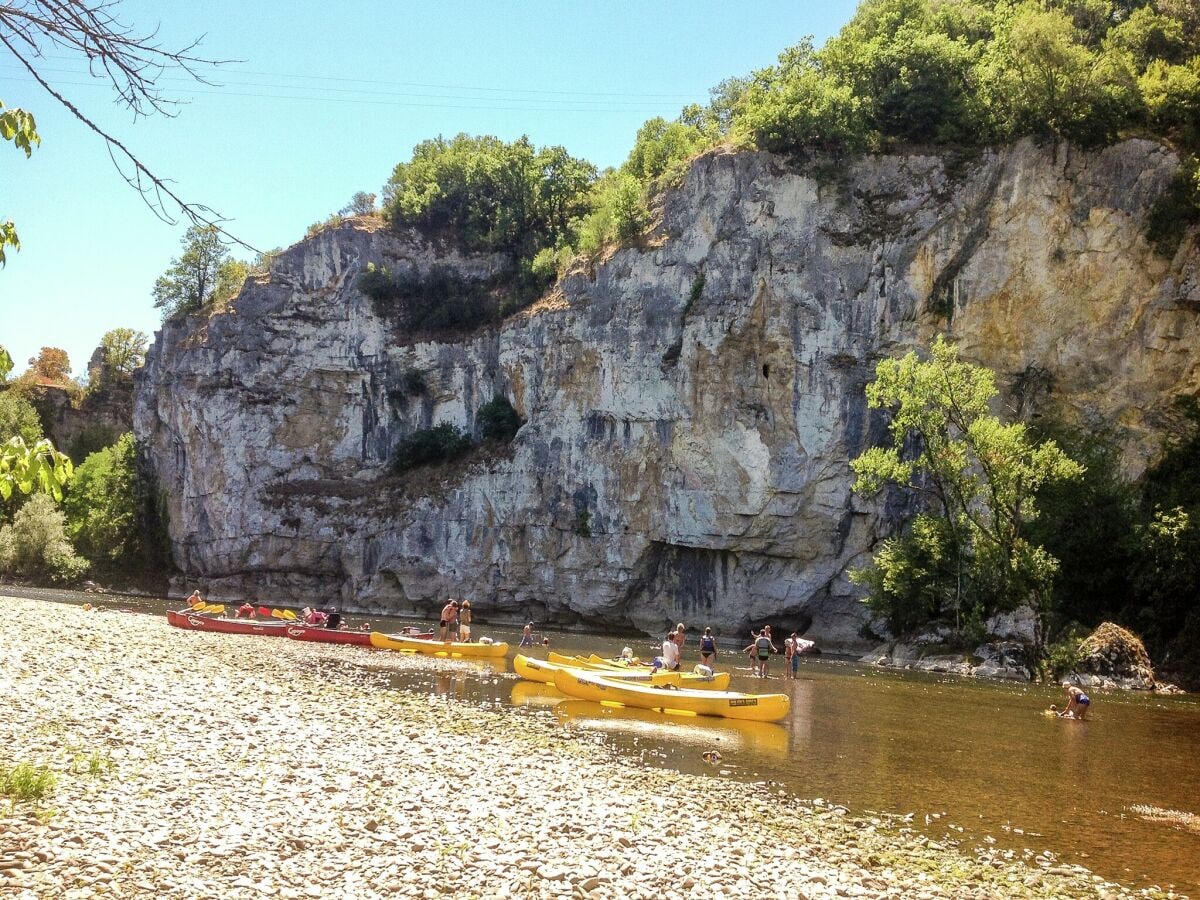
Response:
[152, 225, 248, 318]
[850, 337, 1083, 645]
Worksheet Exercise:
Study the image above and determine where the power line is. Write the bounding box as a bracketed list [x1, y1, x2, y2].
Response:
[33, 53, 705, 100]
[3, 72, 682, 113]
[0, 64, 690, 108]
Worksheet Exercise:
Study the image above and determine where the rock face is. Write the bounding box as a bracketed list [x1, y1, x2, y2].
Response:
[861, 607, 1039, 680]
[1071, 621, 1157, 690]
[135, 139, 1200, 647]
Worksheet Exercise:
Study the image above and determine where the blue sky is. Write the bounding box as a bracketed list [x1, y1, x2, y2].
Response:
[1, 1, 859, 376]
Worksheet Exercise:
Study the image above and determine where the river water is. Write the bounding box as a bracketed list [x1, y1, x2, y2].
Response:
[12, 587, 1199, 895]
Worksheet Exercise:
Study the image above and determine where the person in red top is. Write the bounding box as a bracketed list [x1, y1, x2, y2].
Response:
[236, 602, 256, 619]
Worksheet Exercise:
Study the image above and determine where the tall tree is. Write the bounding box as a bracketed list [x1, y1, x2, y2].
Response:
[92, 327, 149, 387]
[152, 225, 246, 318]
[851, 336, 1083, 641]
[26, 347, 71, 383]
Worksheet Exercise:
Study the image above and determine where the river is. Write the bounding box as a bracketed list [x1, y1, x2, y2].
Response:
[12, 586, 1199, 896]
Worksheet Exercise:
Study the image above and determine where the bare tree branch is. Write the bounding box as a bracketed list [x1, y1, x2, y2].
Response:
[0, 0, 256, 252]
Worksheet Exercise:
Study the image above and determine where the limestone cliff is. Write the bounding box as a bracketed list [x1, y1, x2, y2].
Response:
[134, 139, 1200, 647]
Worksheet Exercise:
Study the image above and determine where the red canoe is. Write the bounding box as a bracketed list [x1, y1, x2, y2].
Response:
[285, 623, 371, 645]
[166, 609, 289, 635]
[284, 624, 436, 645]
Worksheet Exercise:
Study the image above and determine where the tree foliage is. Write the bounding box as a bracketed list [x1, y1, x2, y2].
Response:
[0, 493, 87, 582]
[91, 327, 149, 388]
[152, 225, 247, 318]
[476, 394, 523, 442]
[339, 191, 377, 216]
[851, 336, 1083, 640]
[0, 101, 39, 265]
[393, 422, 473, 473]
[383, 134, 596, 263]
[0, 392, 44, 445]
[63, 433, 139, 564]
[0, 435, 73, 504]
[713, 0, 1200, 154]
[24, 346, 70, 383]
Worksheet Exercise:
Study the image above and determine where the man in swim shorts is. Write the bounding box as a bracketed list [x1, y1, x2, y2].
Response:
[1060, 684, 1091, 720]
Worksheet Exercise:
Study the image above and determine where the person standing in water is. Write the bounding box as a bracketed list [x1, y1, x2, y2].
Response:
[519, 622, 535, 648]
[744, 629, 778, 678]
[458, 600, 473, 642]
[439, 599, 458, 641]
[698, 627, 717, 668]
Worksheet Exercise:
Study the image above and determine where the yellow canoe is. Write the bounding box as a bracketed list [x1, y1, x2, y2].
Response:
[519, 654, 731, 690]
[551, 669, 790, 723]
[563, 653, 732, 690]
[548, 652, 651, 670]
[370, 632, 508, 658]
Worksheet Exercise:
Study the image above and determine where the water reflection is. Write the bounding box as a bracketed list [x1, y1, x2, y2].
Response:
[554, 699, 789, 757]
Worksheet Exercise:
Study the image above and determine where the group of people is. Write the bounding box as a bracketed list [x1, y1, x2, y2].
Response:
[518, 622, 551, 648]
[438, 598, 474, 641]
[743, 626, 816, 678]
[186, 590, 356, 630]
[645, 623, 815, 677]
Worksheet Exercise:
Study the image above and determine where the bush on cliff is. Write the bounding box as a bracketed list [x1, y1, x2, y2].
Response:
[476, 395, 523, 443]
[358, 264, 549, 334]
[383, 135, 596, 264]
[393, 423, 473, 474]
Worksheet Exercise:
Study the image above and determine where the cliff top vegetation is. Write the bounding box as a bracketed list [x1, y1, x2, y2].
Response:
[363, 0, 1199, 296]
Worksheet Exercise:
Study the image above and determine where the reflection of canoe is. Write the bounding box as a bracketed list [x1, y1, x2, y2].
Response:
[551, 669, 790, 722]
[167, 610, 288, 636]
[524, 654, 731, 690]
[509, 680, 565, 708]
[369, 632, 509, 658]
[554, 699, 790, 756]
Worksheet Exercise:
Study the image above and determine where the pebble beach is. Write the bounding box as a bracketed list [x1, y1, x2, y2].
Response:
[0, 597, 1172, 899]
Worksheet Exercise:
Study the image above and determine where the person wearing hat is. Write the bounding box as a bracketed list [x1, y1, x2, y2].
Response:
[458, 600, 473, 642]
[439, 598, 459, 641]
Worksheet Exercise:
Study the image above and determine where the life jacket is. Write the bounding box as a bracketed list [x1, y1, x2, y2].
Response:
[755, 636, 771, 657]
[700, 635, 716, 653]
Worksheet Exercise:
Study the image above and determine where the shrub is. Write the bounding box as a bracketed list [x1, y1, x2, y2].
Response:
[1, 761, 55, 805]
[476, 395, 523, 442]
[382, 134, 596, 262]
[0, 493, 88, 582]
[68, 424, 118, 465]
[0, 390, 43, 444]
[1145, 157, 1200, 256]
[393, 423, 473, 473]
[63, 433, 140, 565]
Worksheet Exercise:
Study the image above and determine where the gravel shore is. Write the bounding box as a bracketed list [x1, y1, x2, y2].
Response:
[0, 597, 1169, 899]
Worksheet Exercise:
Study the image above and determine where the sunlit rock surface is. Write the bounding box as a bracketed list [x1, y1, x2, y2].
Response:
[135, 139, 1200, 647]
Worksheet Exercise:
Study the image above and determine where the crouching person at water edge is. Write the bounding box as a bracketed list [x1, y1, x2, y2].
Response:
[1051, 684, 1092, 720]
